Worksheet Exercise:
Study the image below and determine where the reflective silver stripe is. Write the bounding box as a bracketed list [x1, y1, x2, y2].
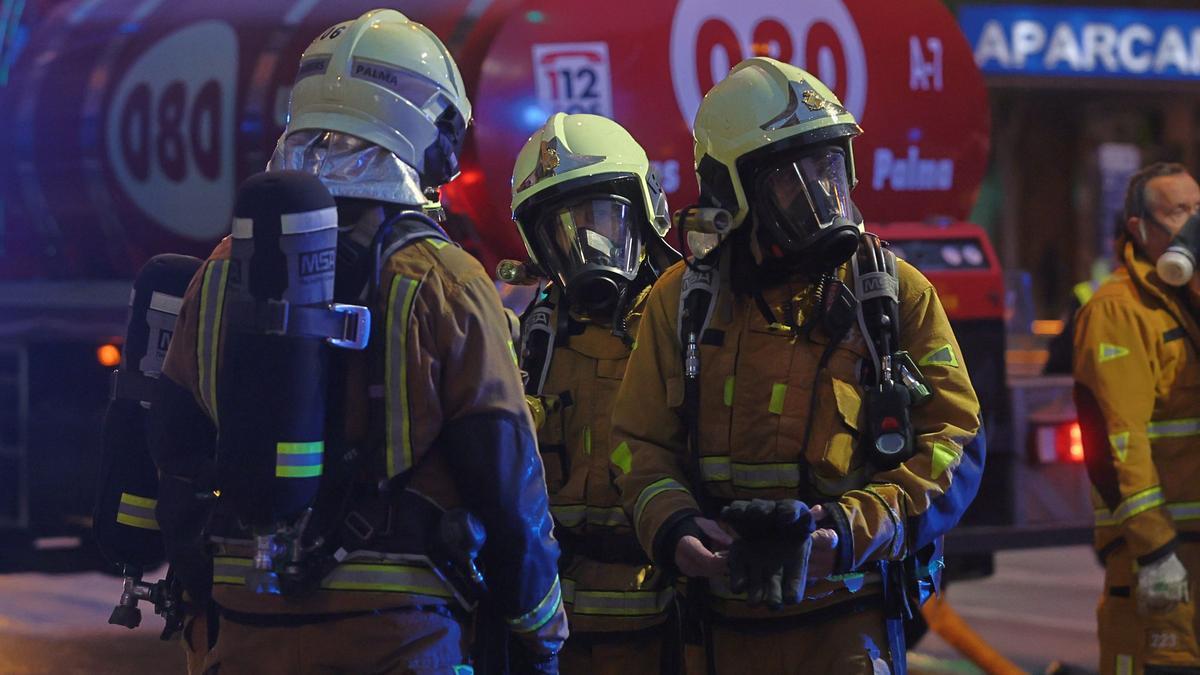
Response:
[633, 479, 690, 527]
[1115, 487, 1165, 522]
[699, 456, 802, 489]
[1147, 418, 1200, 439]
[561, 577, 674, 617]
[116, 493, 159, 530]
[1094, 509, 1118, 527]
[322, 562, 452, 597]
[1095, 486, 1166, 526]
[588, 506, 628, 528]
[1168, 501, 1200, 522]
[699, 456, 731, 481]
[213, 556, 251, 585]
[551, 505, 586, 528]
[550, 505, 628, 529]
[197, 260, 230, 423]
[385, 275, 422, 478]
[507, 576, 563, 633]
[211, 554, 453, 597]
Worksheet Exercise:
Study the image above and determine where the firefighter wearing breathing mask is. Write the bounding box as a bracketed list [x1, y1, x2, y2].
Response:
[610, 58, 983, 675]
[152, 10, 566, 674]
[1074, 162, 1200, 675]
[503, 112, 682, 674]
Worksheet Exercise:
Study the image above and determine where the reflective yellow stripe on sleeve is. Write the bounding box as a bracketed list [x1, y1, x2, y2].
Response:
[506, 576, 563, 633]
[633, 478, 691, 527]
[1094, 486, 1166, 526]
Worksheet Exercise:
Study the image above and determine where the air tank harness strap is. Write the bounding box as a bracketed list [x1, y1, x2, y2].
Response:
[224, 298, 370, 350]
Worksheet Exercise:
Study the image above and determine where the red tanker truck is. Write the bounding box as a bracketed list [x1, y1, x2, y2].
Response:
[0, 0, 1087, 572]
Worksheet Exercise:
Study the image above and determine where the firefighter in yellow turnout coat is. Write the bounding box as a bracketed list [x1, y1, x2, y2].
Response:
[611, 58, 983, 674]
[1075, 162, 1200, 675]
[506, 113, 683, 674]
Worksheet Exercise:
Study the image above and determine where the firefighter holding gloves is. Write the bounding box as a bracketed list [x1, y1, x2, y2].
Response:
[612, 57, 983, 675]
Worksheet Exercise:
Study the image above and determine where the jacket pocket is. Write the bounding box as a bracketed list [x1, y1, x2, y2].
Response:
[809, 377, 868, 499]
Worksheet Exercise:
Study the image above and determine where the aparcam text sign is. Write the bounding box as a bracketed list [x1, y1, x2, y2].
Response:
[958, 5, 1200, 81]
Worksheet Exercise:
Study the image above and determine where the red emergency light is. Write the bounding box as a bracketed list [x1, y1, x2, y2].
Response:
[1030, 420, 1085, 464]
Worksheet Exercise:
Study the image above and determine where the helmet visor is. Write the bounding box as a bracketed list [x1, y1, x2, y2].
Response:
[757, 147, 854, 248]
[532, 196, 641, 285]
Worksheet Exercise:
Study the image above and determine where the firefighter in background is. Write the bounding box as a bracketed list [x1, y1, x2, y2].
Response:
[151, 10, 566, 673]
[505, 113, 682, 673]
[611, 58, 982, 674]
[1074, 162, 1200, 675]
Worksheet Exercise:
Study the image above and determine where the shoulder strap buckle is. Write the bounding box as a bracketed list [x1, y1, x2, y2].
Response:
[328, 304, 371, 350]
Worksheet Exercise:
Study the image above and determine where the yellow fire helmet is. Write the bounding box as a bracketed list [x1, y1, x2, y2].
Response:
[693, 57, 862, 232]
[510, 113, 677, 308]
[284, 9, 472, 189]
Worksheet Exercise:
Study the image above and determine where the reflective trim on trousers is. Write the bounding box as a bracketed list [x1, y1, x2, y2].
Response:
[633, 478, 691, 527]
[385, 275, 422, 478]
[506, 576, 562, 634]
[196, 260, 230, 423]
[116, 492, 159, 531]
[699, 456, 802, 489]
[561, 577, 675, 617]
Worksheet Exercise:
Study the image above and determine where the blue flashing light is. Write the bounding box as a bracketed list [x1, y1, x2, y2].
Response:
[526, 10, 545, 23]
[521, 104, 548, 129]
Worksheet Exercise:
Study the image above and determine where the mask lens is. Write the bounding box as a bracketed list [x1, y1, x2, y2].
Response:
[533, 196, 640, 285]
[759, 147, 854, 245]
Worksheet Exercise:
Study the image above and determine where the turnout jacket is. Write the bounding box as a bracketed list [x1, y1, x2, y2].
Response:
[612, 253, 982, 618]
[156, 233, 567, 654]
[523, 287, 673, 633]
[1075, 241, 1200, 568]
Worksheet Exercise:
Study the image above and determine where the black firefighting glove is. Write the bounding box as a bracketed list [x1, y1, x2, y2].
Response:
[721, 499, 817, 610]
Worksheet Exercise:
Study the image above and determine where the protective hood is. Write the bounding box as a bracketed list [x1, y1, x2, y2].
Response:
[267, 130, 427, 207]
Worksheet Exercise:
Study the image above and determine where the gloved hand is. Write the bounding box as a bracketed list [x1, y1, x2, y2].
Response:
[721, 499, 816, 609]
[1137, 552, 1190, 615]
